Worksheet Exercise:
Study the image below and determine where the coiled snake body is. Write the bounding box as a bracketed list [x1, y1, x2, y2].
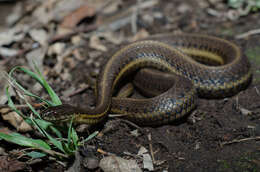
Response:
[42, 33, 252, 125]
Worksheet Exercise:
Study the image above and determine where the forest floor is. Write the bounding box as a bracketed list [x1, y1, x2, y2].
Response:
[0, 0, 259, 171]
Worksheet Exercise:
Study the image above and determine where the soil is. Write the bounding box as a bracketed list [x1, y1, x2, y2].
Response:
[0, 0, 260, 172]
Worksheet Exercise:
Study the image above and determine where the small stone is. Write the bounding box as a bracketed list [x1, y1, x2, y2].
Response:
[83, 157, 99, 170]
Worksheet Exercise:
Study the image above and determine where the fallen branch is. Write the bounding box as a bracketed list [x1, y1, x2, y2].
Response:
[235, 28, 260, 39]
[220, 136, 260, 146]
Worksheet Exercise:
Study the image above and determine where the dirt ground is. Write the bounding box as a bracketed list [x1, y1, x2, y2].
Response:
[0, 0, 260, 171]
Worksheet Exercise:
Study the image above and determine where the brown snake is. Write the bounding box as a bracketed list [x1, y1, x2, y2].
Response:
[42, 33, 252, 126]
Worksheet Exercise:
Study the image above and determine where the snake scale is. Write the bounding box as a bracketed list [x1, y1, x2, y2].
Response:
[42, 33, 252, 126]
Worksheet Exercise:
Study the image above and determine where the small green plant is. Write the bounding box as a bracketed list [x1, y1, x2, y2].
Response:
[228, 0, 260, 12]
[0, 65, 98, 159]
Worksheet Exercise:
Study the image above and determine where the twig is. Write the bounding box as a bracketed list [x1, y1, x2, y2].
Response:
[220, 136, 260, 146]
[235, 28, 260, 39]
[148, 133, 155, 163]
[255, 86, 260, 96]
[118, 119, 143, 132]
[97, 148, 115, 156]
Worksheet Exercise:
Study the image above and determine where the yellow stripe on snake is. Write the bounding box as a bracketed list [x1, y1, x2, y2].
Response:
[42, 33, 252, 126]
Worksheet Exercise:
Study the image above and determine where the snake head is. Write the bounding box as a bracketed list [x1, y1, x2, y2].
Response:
[41, 104, 79, 123]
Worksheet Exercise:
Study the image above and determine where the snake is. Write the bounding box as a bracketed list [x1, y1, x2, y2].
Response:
[42, 33, 252, 126]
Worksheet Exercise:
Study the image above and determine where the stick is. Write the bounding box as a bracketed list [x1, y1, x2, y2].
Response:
[236, 28, 260, 39]
[220, 136, 260, 146]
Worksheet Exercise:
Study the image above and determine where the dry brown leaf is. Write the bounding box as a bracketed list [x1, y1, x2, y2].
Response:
[61, 4, 96, 28]
[99, 156, 142, 172]
[2, 111, 32, 132]
[101, 32, 124, 45]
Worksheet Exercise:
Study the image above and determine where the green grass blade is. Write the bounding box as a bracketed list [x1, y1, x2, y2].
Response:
[0, 132, 51, 150]
[49, 126, 63, 138]
[31, 118, 67, 153]
[66, 116, 78, 151]
[33, 64, 62, 105]
[5, 86, 26, 118]
[81, 131, 99, 145]
[71, 128, 79, 149]
[7, 72, 54, 106]
[67, 117, 73, 146]
[26, 151, 46, 158]
[9, 66, 61, 106]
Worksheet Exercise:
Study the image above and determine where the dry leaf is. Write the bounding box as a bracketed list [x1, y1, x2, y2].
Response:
[0, 47, 19, 57]
[48, 42, 66, 56]
[6, 2, 23, 26]
[52, 0, 87, 22]
[138, 146, 154, 171]
[99, 156, 142, 172]
[100, 32, 124, 45]
[0, 27, 26, 46]
[143, 154, 154, 171]
[89, 35, 107, 52]
[32, 3, 52, 24]
[240, 107, 252, 116]
[61, 4, 96, 28]
[137, 146, 148, 155]
[29, 29, 48, 46]
[26, 47, 46, 73]
[2, 111, 32, 132]
[102, 0, 122, 14]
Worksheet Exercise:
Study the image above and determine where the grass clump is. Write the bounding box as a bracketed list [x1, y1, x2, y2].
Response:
[0, 65, 98, 159]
